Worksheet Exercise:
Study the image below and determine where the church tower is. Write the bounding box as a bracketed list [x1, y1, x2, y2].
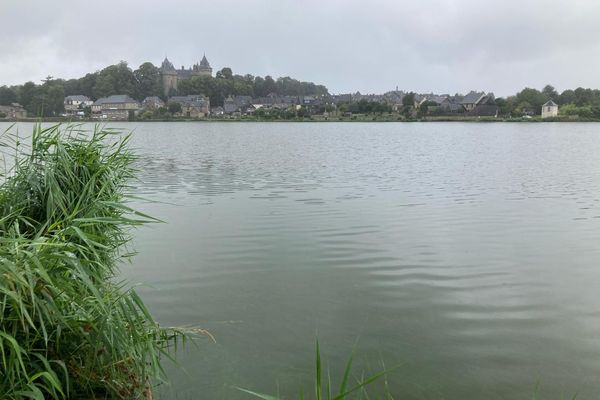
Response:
[160, 57, 178, 96]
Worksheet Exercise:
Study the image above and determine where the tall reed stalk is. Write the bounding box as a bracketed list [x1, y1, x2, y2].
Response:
[0, 124, 184, 399]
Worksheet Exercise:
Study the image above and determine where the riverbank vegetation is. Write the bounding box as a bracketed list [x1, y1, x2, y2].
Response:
[240, 341, 394, 400]
[0, 123, 184, 399]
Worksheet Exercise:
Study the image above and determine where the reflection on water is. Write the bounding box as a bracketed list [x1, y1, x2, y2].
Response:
[4, 121, 600, 399]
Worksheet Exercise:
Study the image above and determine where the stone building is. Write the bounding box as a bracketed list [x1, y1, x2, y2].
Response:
[168, 95, 210, 118]
[142, 96, 165, 110]
[0, 103, 27, 119]
[160, 55, 212, 96]
[541, 100, 559, 118]
[91, 95, 140, 120]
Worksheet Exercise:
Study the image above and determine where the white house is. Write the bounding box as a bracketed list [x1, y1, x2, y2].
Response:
[541, 100, 559, 118]
[64, 95, 93, 116]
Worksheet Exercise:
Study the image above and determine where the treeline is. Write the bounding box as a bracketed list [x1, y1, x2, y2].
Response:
[0, 61, 329, 116]
[497, 85, 600, 118]
[338, 99, 392, 114]
[178, 68, 328, 106]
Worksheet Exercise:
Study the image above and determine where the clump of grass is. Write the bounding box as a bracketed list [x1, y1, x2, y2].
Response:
[0, 123, 184, 399]
[239, 340, 396, 400]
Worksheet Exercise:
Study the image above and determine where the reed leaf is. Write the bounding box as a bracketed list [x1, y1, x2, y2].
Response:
[0, 123, 185, 399]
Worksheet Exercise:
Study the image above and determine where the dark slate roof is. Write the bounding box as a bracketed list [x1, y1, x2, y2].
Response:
[93, 95, 139, 105]
[142, 96, 165, 105]
[161, 57, 175, 71]
[169, 95, 208, 107]
[234, 96, 252, 106]
[543, 100, 558, 107]
[200, 54, 210, 68]
[461, 91, 485, 104]
[65, 95, 91, 102]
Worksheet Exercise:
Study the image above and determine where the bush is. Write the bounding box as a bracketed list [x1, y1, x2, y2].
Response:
[0, 124, 184, 399]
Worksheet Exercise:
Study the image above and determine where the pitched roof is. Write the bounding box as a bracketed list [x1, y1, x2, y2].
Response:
[93, 95, 139, 105]
[199, 54, 210, 68]
[169, 95, 208, 107]
[543, 100, 558, 107]
[161, 57, 175, 71]
[65, 95, 91, 102]
[461, 91, 485, 104]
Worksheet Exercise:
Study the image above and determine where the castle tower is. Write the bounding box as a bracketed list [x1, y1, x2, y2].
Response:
[197, 54, 212, 76]
[160, 57, 178, 96]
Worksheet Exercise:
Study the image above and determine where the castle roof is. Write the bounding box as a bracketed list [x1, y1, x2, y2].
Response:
[161, 57, 175, 71]
[200, 54, 210, 68]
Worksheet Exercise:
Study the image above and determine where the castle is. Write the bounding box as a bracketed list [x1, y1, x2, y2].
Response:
[160, 55, 212, 96]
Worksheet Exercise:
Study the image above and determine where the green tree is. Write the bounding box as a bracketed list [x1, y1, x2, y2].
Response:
[216, 67, 233, 80]
[515, 88, 547, 114]
[542, 84, 558, 100]
[46, 84, 65, 115]
[402, 92, 415, 107]
[168, 102, 182, 114]
[19, 81, 37, 109]
[133, 62, 162, 100]
[0, 86, 18, 105]
[93, 62, 136, 99]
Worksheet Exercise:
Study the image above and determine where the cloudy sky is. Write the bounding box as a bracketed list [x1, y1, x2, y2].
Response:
[2, 0, 600, 96]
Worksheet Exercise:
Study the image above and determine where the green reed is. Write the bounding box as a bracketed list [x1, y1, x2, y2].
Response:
[239, 340, 396, 400]
[0, 123, 185, 399]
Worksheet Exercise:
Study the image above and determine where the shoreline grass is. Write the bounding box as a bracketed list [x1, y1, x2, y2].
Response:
[0, 123, 185, 399]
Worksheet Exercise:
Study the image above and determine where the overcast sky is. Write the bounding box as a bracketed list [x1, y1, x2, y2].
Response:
[2, 0, 600, 96]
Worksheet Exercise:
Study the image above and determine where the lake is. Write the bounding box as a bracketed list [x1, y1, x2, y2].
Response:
[4, 121, 600, 399]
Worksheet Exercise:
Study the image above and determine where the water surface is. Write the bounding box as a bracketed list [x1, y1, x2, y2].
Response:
[4, 121, 600, 399]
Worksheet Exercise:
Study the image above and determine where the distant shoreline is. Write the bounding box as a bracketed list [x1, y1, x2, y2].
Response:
[2, 116, 599, 123]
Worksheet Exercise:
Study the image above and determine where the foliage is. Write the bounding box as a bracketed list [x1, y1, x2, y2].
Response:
[177, 68, 328, 106]
[417, 100, 438, 117]
[0, 86, 18, 105]
[559, 103, 600, 119]
[168, 102, 182, 114]
[133, 62, 163, 100]
[402, 92, 415, 107]
[239, 340, 395, 400]
[0, 124, 185, 399]
[338, 100, 392, 115]
[92, 62, 137, 99]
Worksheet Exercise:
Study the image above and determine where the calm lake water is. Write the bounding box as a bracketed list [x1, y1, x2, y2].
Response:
[4, 121, 600, 399]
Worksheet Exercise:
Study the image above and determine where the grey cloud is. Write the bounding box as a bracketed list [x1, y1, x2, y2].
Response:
[1, 0, 600, 96]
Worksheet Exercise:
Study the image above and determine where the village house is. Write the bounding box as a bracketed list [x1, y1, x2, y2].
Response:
[459, 92, 498, 116]
[211, 106, 224, 116]
[541, 100, 559, 118]
[0, 103, 27, 119]
[64, 95, 93, 116]
[91, 95, 140, 120]
[252, 94, 298, 110]
[142, 96, 165, 110]
[460, 91, 487, 111]
[223, 95, 252, 114]
[472, 93, 497, 116]
[168, 95, 210, 118]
